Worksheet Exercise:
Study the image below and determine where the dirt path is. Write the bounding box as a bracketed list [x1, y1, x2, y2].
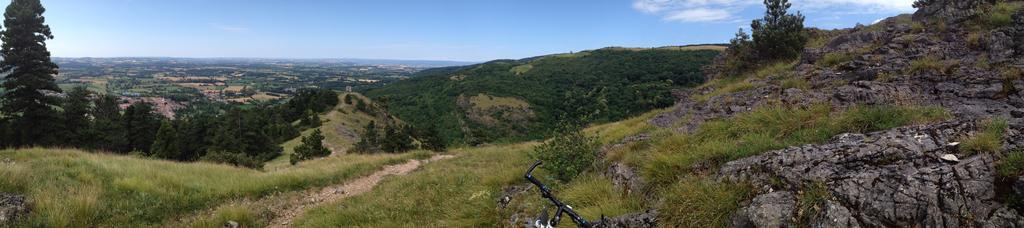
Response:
[267, 154, 455, 227]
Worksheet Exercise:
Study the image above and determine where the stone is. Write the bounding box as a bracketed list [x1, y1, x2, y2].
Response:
[593, 210, 657, 228]
[940, 154, 959, 162]
[810, 200, 861, 228]
[0, 193, 29, 225]
[223, 220, 239, 228]
[732, 191, 796, 228]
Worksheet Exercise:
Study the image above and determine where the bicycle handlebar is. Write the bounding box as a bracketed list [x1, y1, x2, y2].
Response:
[525, 160, 591, 228]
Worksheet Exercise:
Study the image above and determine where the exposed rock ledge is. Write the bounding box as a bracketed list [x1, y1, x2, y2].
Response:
[720, 121, 1024, 227]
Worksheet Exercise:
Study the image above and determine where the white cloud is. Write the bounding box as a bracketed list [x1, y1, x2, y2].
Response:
[664, 8, 733, 22]
[633, 0, 916, 23]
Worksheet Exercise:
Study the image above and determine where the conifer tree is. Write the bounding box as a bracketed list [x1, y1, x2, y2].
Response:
[0, 0, 61, 147]
[91, 94, 125, 152]
[290, 129, 330, 165]
[751, 0, 807, 61]
[151, 120, 180, 160]
[122, 102, 162, 154]
[62, 86, 92, 147]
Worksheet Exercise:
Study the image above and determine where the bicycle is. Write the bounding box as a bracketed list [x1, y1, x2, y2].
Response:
[524, 160, 592, 228]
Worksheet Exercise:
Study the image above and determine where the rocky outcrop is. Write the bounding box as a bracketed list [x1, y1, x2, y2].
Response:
[729, 191, 797, 228]
[0, 193, 29, 224]
[720, 121, 1024, 227]
[593, 210, 658, 228]
[912, 0, 996, 24]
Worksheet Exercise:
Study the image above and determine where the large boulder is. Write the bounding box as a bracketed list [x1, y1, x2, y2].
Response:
[720, 121, 1024, 226]
[912, 0, 996, 24]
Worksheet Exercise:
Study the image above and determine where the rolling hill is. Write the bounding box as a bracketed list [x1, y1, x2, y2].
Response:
[365, 46, 723, 145]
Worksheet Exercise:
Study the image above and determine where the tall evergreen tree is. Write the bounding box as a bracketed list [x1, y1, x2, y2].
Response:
[122, 102, 161, 154]
[62, 86, 92, 147]
[151, 120, 180, 160]
[0, 0, 61, 147]
[91, 94, 125, 152]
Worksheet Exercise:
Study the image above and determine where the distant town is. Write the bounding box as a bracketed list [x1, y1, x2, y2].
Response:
[52, 57, 469, 118]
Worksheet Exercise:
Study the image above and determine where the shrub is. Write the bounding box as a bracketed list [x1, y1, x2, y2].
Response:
[984, 2, 1022, 28]
[961, 118, 1008, 155]
[998, 150, 1024, 178]
[202, 151, 264, 169]
[290, 129, 331, 165]
[531, 123, 601, 182]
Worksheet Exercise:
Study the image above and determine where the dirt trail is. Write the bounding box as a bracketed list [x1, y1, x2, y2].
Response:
[267, 154, 455, 227]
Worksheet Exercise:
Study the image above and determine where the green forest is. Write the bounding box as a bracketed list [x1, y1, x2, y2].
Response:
[366, 47, 721, 145]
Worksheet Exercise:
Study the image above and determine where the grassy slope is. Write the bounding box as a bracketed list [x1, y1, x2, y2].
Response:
[0, 93, 414, 227]
[266, 92, 385, 169]
[0, 148, 420, 227]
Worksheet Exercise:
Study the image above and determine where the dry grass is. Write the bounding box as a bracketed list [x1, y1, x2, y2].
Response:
[0, 148, 420, 227]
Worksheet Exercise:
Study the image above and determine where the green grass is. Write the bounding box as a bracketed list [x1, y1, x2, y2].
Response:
[961, 118, 1009, 155]
[984, 2, 1023, 28]
[0, 148, 420, 227]
[658, 177, 751, 227]
[780, 77, 811, 90]
[797, 182, 831, 223]
[635, 104, 950, 224]
[292, 143, 535, 227]
[908, 55, 946, 74]
[819, 52, 854, 68]
[642, 104, 950, 188]
[266, 92, 387, 170]
[998, 150, 1024, 178]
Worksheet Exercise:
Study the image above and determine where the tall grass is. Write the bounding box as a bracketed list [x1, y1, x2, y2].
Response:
[961, 118, 1009, 155]
[0, 148, 420, 227]
[292, 143, 535, 227]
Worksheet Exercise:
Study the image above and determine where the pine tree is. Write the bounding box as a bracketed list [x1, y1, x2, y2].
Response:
[122, 102, 162, 154]
[290, 129, 330, 165]
[418, 126, 446, 152]
[62, 86, 92, 147]
[151, 120, 181, 160]
[751, 0, 807, 61]
[0, 0, 61, 147]
[91, 94, 125, 152]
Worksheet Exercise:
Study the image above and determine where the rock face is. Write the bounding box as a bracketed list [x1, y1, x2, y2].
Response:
[730, 191, 797, 228]
[0, 193, 29, 225]
[592, 210, 658, 228]
[912, 0, 995, 23]
[720, 121, 1024, 227]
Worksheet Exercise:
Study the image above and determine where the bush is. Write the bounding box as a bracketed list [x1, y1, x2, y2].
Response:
[202, 151, 264, 169]
[290, 129, 331, 165]
[998, 150, 1024, 178]
[531, 123, 601, 182]
[961, 118, 1008, 155]
[984, 2, 1022, 28]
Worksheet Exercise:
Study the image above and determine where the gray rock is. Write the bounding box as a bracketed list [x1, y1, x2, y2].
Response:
[593, 210, 658, 228]
[0, 193, 29, 225]
[912, 0, 992, 24]
[982, 207, 1024, 228]
[1015, 176, 1024, 196]
[720, 122, 1023, 226]
[223, 220, 239, 228]
[605, 162, 644, 196]
[811, 200, 861, 228]
[743, 191, 796, 228]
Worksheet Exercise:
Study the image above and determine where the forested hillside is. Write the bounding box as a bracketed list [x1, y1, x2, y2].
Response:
[366, 46, 722, 145]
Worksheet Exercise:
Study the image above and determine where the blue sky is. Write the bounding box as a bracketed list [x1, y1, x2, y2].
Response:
[43, 0, 915, 62]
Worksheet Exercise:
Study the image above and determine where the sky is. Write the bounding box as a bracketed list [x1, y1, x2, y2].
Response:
[42, 0, 917, 62]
